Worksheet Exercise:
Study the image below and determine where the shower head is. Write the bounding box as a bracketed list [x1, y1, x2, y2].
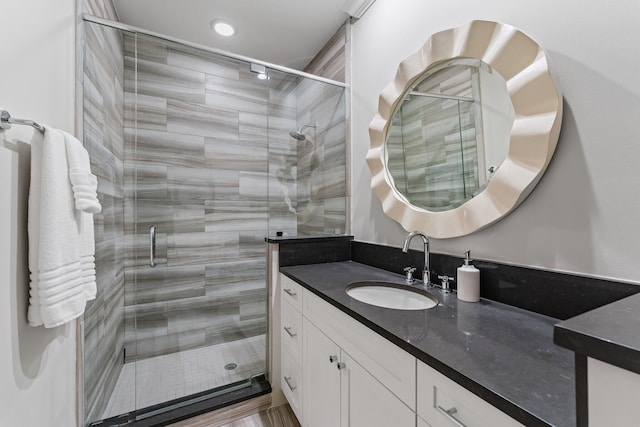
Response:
[289, 123, 317, 141]
[289, 130, 307, 141]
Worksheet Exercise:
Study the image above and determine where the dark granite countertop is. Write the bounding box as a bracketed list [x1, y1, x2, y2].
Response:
[554, 292, 640, 375]
[281, 261, 575, 427]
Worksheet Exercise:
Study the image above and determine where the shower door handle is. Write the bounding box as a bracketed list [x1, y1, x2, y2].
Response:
[149, 225, 157, 267]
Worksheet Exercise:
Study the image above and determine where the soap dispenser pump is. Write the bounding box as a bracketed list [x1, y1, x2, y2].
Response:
[457, 250, 480, 302]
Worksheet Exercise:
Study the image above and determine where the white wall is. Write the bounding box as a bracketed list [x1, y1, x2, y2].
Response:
[0, 1, 78, 426]
[351, 0, 640, 283]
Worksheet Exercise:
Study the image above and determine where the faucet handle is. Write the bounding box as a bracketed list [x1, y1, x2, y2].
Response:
[404, 266, 416, 282]
[437, 275, 455, 292]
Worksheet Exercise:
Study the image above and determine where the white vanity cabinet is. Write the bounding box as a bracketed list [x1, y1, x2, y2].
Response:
[303, 318, 415, 427]
[280, 274, 415, 427]
[280, 274, 525, 427]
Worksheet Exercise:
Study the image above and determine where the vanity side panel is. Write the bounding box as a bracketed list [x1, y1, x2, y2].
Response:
[268, 243, 286, 407]
[588, 357, 640, 427]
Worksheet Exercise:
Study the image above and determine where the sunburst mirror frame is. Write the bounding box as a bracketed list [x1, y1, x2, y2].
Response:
[367, 20, 563, 238]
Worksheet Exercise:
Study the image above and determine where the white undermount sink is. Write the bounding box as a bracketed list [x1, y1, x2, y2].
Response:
[346, 281, 438, 310]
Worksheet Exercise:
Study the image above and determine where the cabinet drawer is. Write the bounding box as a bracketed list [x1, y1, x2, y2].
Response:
[281, 275, 303, 312]
[282, 299, 303, 363]
[303, 289, 416, 410]
[282, 349, 303, 422]
[417, 362, 524, 427]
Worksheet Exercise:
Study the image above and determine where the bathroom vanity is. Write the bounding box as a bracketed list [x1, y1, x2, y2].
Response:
[267, 236, 640, 427]
[274, 254, 574, 427]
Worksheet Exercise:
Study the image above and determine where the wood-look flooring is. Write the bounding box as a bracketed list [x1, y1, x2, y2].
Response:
[168, 395, 300, 427]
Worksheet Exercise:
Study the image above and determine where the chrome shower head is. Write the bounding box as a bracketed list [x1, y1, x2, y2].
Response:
[289, 130, 307, 141]
[289, 123, 317, 141]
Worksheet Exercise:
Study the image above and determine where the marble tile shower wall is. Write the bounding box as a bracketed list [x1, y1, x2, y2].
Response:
[266, 71, 301, 238]
[82, 0, 118, 22]
[296, 23, 348, 235]
[294, 79, 347, 235]
[81, 16, 126, 425]
[121, 35, 325, 361]
[303, 22, 347, 83]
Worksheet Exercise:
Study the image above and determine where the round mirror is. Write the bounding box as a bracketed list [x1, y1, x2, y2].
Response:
[368, 20, 563, 238]
[386, 58, 514, 212]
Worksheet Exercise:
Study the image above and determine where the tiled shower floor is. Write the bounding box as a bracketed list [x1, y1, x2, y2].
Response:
[102, 335, 266, 420]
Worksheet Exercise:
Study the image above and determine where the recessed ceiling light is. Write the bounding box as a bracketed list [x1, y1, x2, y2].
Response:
[210, 20, 235, 37]
[257, 73, 268, 80]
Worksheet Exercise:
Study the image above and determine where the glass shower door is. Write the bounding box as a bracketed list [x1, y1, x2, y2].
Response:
[126, 33, 269, 414]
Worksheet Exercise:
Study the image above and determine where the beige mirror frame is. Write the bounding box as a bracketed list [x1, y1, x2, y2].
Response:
[367, 20, 563, 239]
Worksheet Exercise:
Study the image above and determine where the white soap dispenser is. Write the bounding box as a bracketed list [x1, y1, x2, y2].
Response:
[457, 250, 480, 302]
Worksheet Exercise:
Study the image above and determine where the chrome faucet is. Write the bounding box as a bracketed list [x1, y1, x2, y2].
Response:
[402, 231, 431, 286]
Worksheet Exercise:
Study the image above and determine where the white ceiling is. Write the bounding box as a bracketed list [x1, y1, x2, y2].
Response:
[112, 0, 354, 70]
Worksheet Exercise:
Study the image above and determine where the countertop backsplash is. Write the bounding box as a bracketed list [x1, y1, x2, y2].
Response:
[270, 236, 640, 320]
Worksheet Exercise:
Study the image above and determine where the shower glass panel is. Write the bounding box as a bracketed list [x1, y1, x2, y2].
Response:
[82, 18, 347, 427]
[126, 32, 269, 414]
[267, 71, 348, 235]
[82, 20, 130, 425]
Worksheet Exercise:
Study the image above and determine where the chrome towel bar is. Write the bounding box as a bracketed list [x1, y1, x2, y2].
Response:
[0, 110, 45, 132]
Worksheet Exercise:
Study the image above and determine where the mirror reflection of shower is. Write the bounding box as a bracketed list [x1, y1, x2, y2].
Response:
[289, 123, 317, 141]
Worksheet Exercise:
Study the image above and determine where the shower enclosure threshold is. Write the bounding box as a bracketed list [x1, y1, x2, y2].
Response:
[89, 374, 271, 427]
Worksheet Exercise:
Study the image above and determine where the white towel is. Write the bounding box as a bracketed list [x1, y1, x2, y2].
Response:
[63, 131, 101, 214]
[79, 210, 97, 301]
[28, 127, 99, 328]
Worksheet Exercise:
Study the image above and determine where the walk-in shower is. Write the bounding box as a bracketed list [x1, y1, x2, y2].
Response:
[81, 15, 347, 426]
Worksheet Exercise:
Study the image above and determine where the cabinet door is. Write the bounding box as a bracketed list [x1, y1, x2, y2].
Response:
[303, 318, 341, 427]
[340, 351, 415, 427]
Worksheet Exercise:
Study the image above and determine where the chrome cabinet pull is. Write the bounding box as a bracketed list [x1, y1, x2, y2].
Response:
[329, 355, 338, 363]
[149, 225, 157, 267]
[283, 326, 297, 337]
[337, 362, 346, 370]
[283, 288, 297, 297]
[284, 376, 297, 391]
[437, 406, 467, 427]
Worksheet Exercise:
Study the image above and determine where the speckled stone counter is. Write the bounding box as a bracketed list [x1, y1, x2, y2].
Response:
[555, 292, 640, 375]
[281, 261, 575, 427]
